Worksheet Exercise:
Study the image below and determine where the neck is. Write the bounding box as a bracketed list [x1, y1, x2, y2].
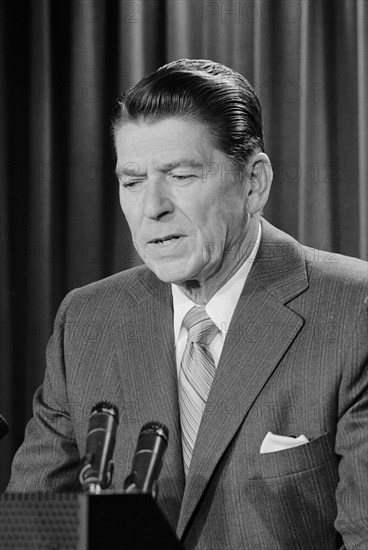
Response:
[177, 216, 260, 305]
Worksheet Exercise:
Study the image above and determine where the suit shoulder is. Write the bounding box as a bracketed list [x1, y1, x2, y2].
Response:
[300, 246, 368, 322]
[258, 220, 367, 309]
[57, 265, 158, 318]
[303, 246, 368, 290]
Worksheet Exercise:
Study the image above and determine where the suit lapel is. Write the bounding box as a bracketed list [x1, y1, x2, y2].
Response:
[115, 269, 185, 524]
[177, 219, 309, 538]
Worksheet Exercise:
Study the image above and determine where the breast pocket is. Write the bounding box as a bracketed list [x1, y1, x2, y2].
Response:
[251, 431, 336, 480]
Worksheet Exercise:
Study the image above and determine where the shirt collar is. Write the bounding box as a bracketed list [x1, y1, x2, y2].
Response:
[171, 222, 262, 343]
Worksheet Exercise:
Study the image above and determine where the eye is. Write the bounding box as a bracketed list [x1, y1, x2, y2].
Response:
[119, 178, 143, 189]
[170, 173, 195, 182]
[123, 181, 138, 188]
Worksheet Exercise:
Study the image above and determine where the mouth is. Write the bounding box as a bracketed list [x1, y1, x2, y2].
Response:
[149, 235, 183, 247]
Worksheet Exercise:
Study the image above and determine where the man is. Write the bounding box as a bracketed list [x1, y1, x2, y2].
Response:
[7, 60, 368, 549]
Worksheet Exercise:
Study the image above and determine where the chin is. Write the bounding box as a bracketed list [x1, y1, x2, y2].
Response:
[147, 261, 198, 285]
[150, 269, 187, 285]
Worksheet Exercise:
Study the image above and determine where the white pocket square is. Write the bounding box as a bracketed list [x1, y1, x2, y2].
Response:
[260, 431, 309, 454]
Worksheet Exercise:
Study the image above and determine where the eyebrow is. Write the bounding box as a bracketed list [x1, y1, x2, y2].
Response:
[115, 158, 204, 177]
[159, 159, 204, 171]
[115, 164, 143, 177]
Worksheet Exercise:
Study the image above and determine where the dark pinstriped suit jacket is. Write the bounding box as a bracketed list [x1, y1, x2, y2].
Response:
[7, 220, 368, 549]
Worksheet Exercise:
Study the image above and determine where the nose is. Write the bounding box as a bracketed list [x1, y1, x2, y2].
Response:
[143, 177, 174, 220]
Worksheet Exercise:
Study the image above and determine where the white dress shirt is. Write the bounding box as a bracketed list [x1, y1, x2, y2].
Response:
[172, 222, 262, 374]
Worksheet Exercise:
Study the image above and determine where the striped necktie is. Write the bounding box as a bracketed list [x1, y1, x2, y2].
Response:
[179, 306, 218, 477]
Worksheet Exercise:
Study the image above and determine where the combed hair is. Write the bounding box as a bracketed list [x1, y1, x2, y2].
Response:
[112, 59, 264, 169]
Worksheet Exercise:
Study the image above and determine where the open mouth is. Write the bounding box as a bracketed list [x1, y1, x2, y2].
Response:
[150, 236, 182, 246]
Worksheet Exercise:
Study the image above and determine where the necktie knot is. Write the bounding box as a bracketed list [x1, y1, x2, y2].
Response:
[183, 306, 218, 345]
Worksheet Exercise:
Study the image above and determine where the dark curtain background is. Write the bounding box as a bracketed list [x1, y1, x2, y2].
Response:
[0, 0, 367, 491]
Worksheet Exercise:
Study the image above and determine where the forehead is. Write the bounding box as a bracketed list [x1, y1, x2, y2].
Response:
[114, 117, 219, 166]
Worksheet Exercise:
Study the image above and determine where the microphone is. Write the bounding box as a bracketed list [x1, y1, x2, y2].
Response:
[0, 415, 9, 440]
[79, 401, 119, 495]
[124, 421, 169, 499]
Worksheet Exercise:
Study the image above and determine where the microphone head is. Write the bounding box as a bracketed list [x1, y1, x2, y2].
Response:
[0, 415, 9, 440]
[91, 401, 119, 423]
[79, 401, 119, 493]
[124, 420, 169, 496]
[140, 421, 169, 442]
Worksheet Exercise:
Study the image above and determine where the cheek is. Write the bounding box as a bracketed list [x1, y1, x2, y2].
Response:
[201, 203, 229, 235]
[189, 196, 223, 230]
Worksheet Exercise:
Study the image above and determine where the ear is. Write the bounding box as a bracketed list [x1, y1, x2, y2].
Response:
[245, 153, 273, 215]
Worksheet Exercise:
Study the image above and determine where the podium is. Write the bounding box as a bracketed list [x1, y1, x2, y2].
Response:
[0, 493, 183, 549]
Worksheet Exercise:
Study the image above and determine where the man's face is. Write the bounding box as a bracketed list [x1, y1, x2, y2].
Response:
[115, 117, 251, 285]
